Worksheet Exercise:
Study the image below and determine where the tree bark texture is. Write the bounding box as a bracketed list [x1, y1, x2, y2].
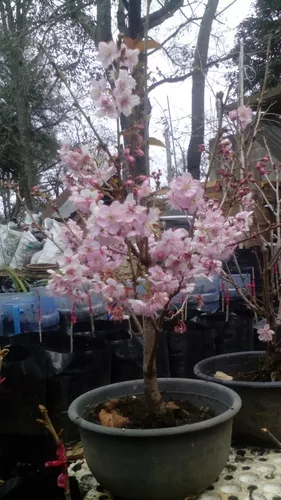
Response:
[187, 0, 219, 179]
[0, 0, 36, 208]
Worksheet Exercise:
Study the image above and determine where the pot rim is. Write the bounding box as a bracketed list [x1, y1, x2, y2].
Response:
[68, 378, 241, 437]
[194, 351, 281, 388]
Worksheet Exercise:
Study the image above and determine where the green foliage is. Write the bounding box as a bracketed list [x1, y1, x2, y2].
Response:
[229, 0, 281, 94]
[4, 266, 29, 293]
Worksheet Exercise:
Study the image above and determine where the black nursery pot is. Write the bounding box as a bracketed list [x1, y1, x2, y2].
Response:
[0, 345, 49, 435]
[110, 333, 170, 383]
[197, 311, 255, 355]
[166, 320, 217, 378]
[3, 330, 62, 347]
[45, 335, 112, 443]
[194, 351, 281, 446]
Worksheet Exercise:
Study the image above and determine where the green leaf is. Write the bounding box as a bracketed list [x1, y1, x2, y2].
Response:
[4, 266, 29, 293]
[148, 137, 166, 148]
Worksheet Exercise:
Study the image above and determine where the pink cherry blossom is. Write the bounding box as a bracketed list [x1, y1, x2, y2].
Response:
[228, 109, 237, 121]
[257, 323, 274, 342]
[237, 105, 253, 130]
[148, 266, 179, 295]
[101, 278, 126, 301]
[167, 172, 204, 213]
[128, 291, 169, 316]
[96, 94, 118, 119]
[115, 70, 136, 92]
[70, 188, 100, 214]
[122, 47, 140, 71]
[59, 144, 90, 172]
[114, 88, 140, 116]
[137, 178, 151, 200]
[90, 78, 107, 101]
[98, 41, 119, 69]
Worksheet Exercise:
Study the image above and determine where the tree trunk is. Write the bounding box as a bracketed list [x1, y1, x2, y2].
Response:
[0, 0, 36, 208]
[187, 0, 219, 179]
[121, 51, 151, 177]
[15, 91, 36, 208]
[143, 316, 165, 411]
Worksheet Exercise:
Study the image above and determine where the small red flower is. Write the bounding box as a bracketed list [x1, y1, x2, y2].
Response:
[57, 473, 68, 490]
[174, 320, 187, 334]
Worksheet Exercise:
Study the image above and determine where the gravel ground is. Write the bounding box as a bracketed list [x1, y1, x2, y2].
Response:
[68, 446, 281, 500]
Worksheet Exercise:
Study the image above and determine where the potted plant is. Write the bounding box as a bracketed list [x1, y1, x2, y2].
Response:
[194, 93, 281, 446]
[47, 38, 248, 499]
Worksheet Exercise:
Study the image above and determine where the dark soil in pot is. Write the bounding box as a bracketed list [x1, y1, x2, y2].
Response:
[194, 351, 281, 446]
[88, 394, 214, 429]
[68, 378, 241, 500]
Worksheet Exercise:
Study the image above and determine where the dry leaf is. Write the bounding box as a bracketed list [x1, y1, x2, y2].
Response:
[123, 37, 161, 51]
[99, 409, 130, 428]
[136, 39, 162, 51]
[166, 401, 180, 410]
[66, 442, 84, 460]
[103, 399, 119, 410]
[123, 37, 138, 49]
[214, 371, 233, 381]
[148, 137, 166, 148]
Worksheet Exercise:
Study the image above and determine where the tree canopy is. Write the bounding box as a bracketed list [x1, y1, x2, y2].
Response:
[230, 0, 281, 94]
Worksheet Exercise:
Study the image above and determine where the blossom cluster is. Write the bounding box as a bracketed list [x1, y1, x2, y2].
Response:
[257, 323, 274, 343]
[48, 165, 253, 320]
[90, 41, 140, 118]
[48, 38, 253, 323]
[229, 105, 253, 130]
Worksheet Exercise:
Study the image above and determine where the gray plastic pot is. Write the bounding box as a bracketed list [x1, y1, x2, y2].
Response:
[68, 378, 241, 500]
[194, 351, 281, 445]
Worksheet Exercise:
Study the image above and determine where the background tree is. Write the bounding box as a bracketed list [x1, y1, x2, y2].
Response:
[0, 0, 102, 214]
[186, 0, 219, 179]
[230, 0, 281, 94]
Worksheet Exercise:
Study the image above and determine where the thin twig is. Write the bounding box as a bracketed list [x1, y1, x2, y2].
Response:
[39, 44, 113, 160]
[37, 405, 71, 500]
[261, 428, 281, 448]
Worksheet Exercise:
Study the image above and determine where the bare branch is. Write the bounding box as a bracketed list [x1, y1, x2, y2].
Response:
[148, 52, 239, 93]
[145, 0, 184, 30]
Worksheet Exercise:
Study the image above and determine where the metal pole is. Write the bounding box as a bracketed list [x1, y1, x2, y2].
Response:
[238, 38, 244, 107]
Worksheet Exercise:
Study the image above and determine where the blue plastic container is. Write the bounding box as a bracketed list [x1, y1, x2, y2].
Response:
[2, 295, 59, 335]
[30, 287, 107, 321]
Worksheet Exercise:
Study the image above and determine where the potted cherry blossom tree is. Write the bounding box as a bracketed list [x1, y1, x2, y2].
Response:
[47, 39, 250, 499]
[194, 100, 281, 446]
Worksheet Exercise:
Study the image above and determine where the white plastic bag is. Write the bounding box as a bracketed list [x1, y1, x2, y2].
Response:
[24, 211, 41, 226]
[10, 231, 43, 269]
[0, 223, 22, 267]
[30, 250, 42, 264]
[36, 219, 66, 264]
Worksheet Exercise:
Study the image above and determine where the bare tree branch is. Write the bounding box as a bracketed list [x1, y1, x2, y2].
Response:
[148, 51, 239, 93]
[144, 0, 184, 30]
